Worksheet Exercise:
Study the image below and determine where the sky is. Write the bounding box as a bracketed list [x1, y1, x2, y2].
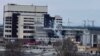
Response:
[1, 0, 100, 26]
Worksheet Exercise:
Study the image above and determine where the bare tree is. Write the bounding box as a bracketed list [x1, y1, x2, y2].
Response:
[4, 39, 24, 56]
[53, 38, 78, 56]
[98, 42, 100, 54]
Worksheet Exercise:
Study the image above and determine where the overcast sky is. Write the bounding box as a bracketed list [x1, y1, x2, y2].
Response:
[1, 0, 100, 26]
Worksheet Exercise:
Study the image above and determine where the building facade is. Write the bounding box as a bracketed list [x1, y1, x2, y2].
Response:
[3, 4, 62, 42]
[3, 4, 47, 39]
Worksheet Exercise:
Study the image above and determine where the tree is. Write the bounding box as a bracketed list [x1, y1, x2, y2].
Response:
[53, 38, 78, 56]
[4, 39, 24, 56]
[98, 41, 100, 54]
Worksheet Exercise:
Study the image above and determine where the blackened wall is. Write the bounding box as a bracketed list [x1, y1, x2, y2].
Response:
[75, 31, 83, 42]
[12, 13, 20, 37]
[44, 14, 55, 28]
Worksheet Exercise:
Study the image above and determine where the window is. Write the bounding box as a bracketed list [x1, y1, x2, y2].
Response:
[24, 26, 28, 29]
[5, 19, 12, 21]
[29, 26, 34, 29]
[6, 17, 12, 19]
[23, 36, 33, 38]
[24, 26, 34, 29]
[5, 26, 12, 28]
[5, 22, 12, 24]
[93, 35, 97, 43]
[24, 23, 34, 25]
[5, 35, 11, 37]
[56, 20, 62, 23]
[24, 20, 34, 22]
[23, 30, 34, 33]
[57, 19, 62, 20]
[5, 17, 12, 22]
[5, 30, 11, 32]
[24, 18, 34, 22]
[24, 18, 34, 19]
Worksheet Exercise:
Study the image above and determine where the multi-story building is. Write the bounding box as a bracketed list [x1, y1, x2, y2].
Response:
[3, 4, 62, 42]
[3, 4, 47, 39]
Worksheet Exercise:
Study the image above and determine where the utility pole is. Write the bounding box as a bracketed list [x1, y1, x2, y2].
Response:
[91, 20, 95, 27]
[87, 19, 90, 27]
[67, 18, 71, 27]
[83, 20, 86, 27]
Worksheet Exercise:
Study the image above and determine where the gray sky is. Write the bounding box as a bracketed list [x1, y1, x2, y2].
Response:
[1, 0, 100, 26]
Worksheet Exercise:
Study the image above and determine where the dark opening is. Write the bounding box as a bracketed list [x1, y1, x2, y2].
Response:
[93, 44, 97, 47]
[44, 14, 55, 28]
[12, 13, 20, 37]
